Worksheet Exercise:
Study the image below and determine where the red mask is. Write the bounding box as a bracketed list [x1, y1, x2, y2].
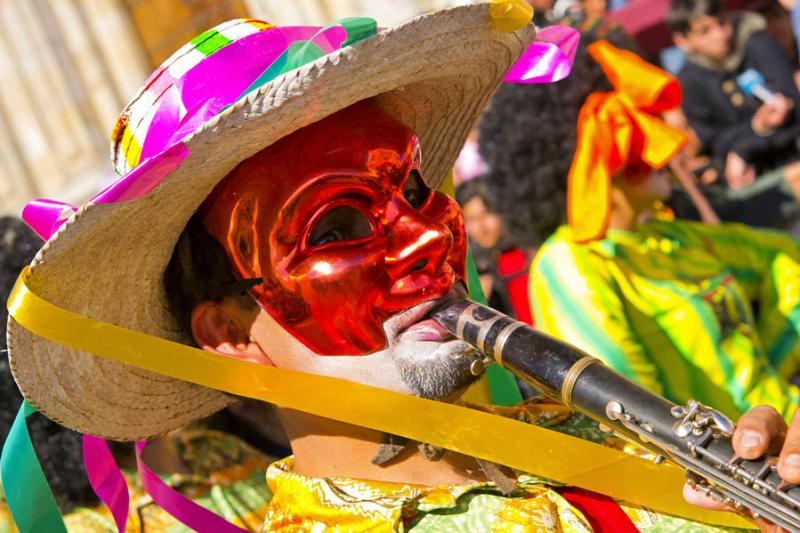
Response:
[201, 101, 466, 355]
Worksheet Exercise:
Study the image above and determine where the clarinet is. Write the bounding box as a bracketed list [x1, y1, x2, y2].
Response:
[431, 299, 800, 531]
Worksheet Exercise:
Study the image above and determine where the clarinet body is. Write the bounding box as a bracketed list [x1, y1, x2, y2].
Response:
[431, 299, 800, 531]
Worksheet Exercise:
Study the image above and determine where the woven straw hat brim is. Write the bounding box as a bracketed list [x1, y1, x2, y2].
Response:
[8, 3, 536, 441]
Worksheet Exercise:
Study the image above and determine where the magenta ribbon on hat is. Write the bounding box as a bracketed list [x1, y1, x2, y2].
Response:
[135, 441, 248, 532]
[81, 436, 129, 532]
[82, 436, 249, 532]
[11, 22, 578, 533]
[504, 25, 580, 83]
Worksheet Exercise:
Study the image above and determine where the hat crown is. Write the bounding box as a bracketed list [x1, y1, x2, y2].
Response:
[110, 18, 375, 178]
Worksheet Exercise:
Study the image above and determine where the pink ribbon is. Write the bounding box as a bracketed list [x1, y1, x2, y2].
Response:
[92, 143, 190, 205]
[504, 25, 580, 84]
[135, 441, 248, 533]
[137, 26, 346, 165]
[82, 436, 129, 533]
[82, 438, 249, 532]
[21, 200, 77, 240]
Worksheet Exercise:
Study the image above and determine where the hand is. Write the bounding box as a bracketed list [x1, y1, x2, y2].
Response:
[725, 152, 756, 189]
[685, 405, 799, 532]
[700, 167, 719, 185]
[752, 94, 794, 133]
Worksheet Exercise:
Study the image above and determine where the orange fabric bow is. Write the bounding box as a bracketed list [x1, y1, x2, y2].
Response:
[568, 40, 688, 243]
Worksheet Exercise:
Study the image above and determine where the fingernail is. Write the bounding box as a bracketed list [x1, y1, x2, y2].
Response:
[740, 432, 762, 449]
[782, 455, 800, 479]
[785, 454, 800, 467]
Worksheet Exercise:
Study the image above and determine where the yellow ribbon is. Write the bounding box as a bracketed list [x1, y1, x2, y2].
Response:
[7, 270, 751, 529]
[489, 0, 533, 32]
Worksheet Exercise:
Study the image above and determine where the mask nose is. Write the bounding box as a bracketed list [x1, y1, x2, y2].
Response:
[385, 203, 453, 281]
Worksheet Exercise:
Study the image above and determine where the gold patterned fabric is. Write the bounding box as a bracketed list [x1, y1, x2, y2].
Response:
[263, 456, 594, 532]
[262, 399, 746, 532]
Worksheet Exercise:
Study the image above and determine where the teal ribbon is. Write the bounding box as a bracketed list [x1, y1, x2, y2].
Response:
[1, 401, 66, 533]
[465, 250, 523, 406]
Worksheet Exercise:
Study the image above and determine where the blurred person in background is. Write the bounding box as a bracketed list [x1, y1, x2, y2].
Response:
[456, 177, 534, 324]
[781, 0, 800, 63]
[480, 38, 800, 423]
[526, 0, 559, 25]
[669, 0, 800, 188]
[760, 0, 800, 69]
[560, 0, 637, 43]
[662, 105, 800, 232]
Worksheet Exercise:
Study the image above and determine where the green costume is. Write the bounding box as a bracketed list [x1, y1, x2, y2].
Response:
[532, 218, 800, 421]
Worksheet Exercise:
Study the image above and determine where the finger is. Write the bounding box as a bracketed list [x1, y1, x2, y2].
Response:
[683, 482, 727, 511]
[685, 484, 783, 531]
[733, 405, 786, 460]
[728, 171, 746, 189]
[743, 167, 756, 187]
[778, 410, 800, 483]
[701, 168, 719, 185]
[725, 162, 741, 187]
[770, 95, 787, 109]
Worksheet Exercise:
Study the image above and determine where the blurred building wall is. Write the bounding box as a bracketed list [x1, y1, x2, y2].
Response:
[122, 0, 250, 67]
[0, 0, 149, 216]
[244, 0, 466, 27]
[0, 0, 469, 217]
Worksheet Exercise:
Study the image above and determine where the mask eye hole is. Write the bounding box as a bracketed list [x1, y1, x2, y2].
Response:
[403, 169, 431, 209]
[307, 205, 373, 248]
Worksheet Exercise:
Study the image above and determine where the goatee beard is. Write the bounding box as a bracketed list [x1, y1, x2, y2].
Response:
[395, 341, 483, 400]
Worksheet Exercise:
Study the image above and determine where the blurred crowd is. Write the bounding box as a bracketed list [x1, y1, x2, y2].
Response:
[458, 0, 800, 416]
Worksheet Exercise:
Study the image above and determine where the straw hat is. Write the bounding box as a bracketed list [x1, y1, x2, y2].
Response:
[8, 3, 537, 441]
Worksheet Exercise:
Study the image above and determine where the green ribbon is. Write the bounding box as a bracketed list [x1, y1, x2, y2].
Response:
[1, 401, 66, 533]
[466, 250, 523, 406]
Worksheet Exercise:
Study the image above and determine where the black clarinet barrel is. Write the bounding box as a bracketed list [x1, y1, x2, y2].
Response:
[432, 299, 685, 446]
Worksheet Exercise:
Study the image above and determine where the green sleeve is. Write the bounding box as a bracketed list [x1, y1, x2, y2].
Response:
[673, 221, 800, 376]
[530, 239, 665, 395]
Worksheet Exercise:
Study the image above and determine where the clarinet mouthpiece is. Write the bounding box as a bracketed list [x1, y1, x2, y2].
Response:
[428, 298, 473, 332]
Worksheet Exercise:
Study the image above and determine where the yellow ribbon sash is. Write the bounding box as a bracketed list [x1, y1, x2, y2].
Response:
[7, 270, 751, 529]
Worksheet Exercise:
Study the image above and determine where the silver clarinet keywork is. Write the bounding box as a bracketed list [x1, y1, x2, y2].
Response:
[431, 299, 800, 532]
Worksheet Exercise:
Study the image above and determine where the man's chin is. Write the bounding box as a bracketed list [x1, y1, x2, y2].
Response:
[393, 338, 484, 400]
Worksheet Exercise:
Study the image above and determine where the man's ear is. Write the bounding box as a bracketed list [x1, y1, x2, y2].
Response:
[191, 298, 274, 366]
[672, 32, 692, 52]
